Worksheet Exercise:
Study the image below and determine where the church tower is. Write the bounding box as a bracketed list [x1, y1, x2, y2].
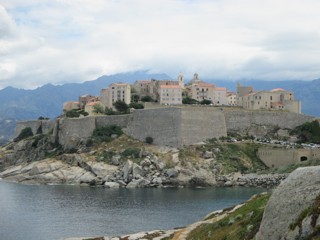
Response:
[178, 72, 184, 88]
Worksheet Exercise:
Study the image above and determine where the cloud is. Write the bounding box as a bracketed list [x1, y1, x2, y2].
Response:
[1, 0, 320, 89]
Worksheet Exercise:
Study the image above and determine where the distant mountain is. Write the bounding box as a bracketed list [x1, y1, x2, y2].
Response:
[0, 70, 319, 144]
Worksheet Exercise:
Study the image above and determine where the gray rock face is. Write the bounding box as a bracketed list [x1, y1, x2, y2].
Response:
[104, 182, 120, 188]
[256, 166, 320, 240]
[165, 168, 179, 178]
[126, 178, 150, 188]
[122, 160, 133, 183]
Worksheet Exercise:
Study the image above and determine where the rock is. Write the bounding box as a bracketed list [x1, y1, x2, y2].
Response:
[104, 182, 120, 188]
[111, 155, 121, 165]
[224, 181, 233, 187]
[164, 168, 179, 178]
[79, 172, 96, 184]
[203, 151, 213, 159]
[140, 159, 151, 167]
[152, 177, 162, 185]
[132, 163, 144, 178]
[116, 180, 127, 187]
[171, 153, 179, 164]
[122, 160, 133, 183]
[256, 166, 320, 240]
[126, 178, 150, 188]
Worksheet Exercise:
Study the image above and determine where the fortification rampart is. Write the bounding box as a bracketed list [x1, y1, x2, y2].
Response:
[15, 120, 55, 138]
[14, 108, 319, 149]
[257, 147, 320, 168]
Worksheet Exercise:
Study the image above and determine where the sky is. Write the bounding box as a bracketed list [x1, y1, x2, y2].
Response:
[1, 0, 320, 89]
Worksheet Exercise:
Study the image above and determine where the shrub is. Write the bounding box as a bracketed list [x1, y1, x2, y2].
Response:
[105, 107, 117, 115]
[14, 127, 33, 142]
[121, 147, 141, 158]
[200, 99, 212, 105]
[91, 125, 123, 143]
[92, 104, 104, 114]
[129, 102, 144, 109]
[66, 109, 80, 118]
[182, 97, 198, 104]
[145, 136, 153, 144]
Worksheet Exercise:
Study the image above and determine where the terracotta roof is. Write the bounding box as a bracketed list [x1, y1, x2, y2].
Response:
[109, 83, 129, 86]
[271, 88, 285, 92]
[215, 87, 227, 91]
[194, 82, 215, 88]
[271, 102, 284, 106]
[135, 80, 152, 84]
[86, 102, 99, 107]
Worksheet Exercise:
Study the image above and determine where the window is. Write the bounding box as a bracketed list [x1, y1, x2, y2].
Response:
[270, 96, 272, 100]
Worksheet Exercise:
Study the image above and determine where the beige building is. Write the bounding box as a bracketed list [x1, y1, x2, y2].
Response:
[84, 101, 104, 116]
[63, 101, 80, 112]
[159, 85, 182, 105]
[78, 94, 99, 109]
[188, 81, 227, 105]
[100, 83, 131, 109]
[237, 84, 301, 113]
[133, 73, 184, 103]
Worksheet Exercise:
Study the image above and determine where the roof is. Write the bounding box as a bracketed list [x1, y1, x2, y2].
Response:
[109, 83, 130, 87]
[271, 88, 285, 92]
[215, 87, 227, 91]
[271, 102, 284, 106]
[135, 80, 152, 84]
[193, 82, 215, 88]
[86, 102, 100, 107]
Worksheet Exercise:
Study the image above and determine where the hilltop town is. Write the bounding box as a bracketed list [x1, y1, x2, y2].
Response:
[62, 73, 302, 116]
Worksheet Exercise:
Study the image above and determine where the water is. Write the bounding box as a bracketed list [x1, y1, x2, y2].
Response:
[0, 181, 265, 240]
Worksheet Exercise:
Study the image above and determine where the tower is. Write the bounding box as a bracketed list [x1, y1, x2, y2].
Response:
[178, 72, 184, 88]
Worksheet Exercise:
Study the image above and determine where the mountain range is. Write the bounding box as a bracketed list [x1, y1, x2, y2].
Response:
[0, 70, 319, 144]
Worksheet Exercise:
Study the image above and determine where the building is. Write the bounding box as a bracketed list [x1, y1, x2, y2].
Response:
[133, 73, 184, 103]
[159, 85, 182, 105]
[100, 83, 131, 109]
[227, 91, 237, 106]
[78, 94, 99, 109]
[186, 74, 227, 105]
[237, 84, 301, 113]
[84, 101, 103, 116]
[63, 101, 80, 112]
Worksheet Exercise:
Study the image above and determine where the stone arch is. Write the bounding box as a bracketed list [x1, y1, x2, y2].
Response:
[300, 156, 308, 162]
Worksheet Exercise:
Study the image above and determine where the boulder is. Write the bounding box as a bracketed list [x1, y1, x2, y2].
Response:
[122, 160, 133, 183]
[132, 163, 144, 178]
[165, 168, 179, 178]
[126, 178, 150, 188]
[256, 166, 320, 240]
[111, 155, 121, 166]
[104, 182, 120, 188]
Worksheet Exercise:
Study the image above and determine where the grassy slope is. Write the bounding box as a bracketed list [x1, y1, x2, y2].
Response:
[185, 193, 270, 240]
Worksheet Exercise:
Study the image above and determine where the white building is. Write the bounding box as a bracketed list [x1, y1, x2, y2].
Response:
[227, 92, 237, 106]
[188, 82, 227, 105]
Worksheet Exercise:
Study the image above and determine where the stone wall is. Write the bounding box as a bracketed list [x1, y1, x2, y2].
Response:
[15, 120, 54, 138]
[257, 147, 320, 168]
[225, 110, 316, 136]
[180, 108, 227, 145]
[126, 108, 182, 146]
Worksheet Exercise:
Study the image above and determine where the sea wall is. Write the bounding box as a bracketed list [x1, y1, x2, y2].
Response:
[257, 147, 320, 168]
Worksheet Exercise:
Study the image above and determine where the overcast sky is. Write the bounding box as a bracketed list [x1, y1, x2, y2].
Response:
[1, 0, 320, 89]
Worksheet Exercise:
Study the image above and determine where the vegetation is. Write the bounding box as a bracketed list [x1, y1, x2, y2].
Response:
[14, 127, 33, 142]
[200, 99, 212, 105]
[105, 107, 117, 115]
[113, 100, 129, 113]
[182, 97, 198, 104]
[38, 116, 49, 120]
[140, 95, 154, 102]
[289, 194, 320, 239]
[131, 94, 140, 103]
[65, 109, 89, 118]
[129, 102, 144, 109]
[121, 147, 141, 159]
[91, 125, 123, 144]
[145, 136, 153, 144]
[92, 103, 105, 114]
[290, 120, 320, 143]
[186, 193, 270, 240]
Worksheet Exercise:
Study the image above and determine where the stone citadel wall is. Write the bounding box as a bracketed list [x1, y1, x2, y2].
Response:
[15, 108, 318, 148]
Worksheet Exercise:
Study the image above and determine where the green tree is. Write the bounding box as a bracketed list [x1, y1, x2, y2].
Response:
[200, 99, 212, 105]
[105, 107, 117, 115]
[131, 94, 140, 103]
[113, 100, 129, 113]
[66, 109, 80, 118]
[140, 95, 154, 102]
[92, 104, 104, 114]
[182, 97, 198, 104]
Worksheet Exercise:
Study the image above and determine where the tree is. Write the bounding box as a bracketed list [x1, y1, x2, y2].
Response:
[113, 100, 129, 113]
[66, 109, 80, 118]
[140, 95, 154, 102]
[92, 104, 104, 114]
[105, 107, 117, 115]
[182, 97, 198, 105]
[200, 99, 212, 105]
[131, 94, 140, 103]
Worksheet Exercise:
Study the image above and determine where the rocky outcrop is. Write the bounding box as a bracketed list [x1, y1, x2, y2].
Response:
[256, 166, 320, 240]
